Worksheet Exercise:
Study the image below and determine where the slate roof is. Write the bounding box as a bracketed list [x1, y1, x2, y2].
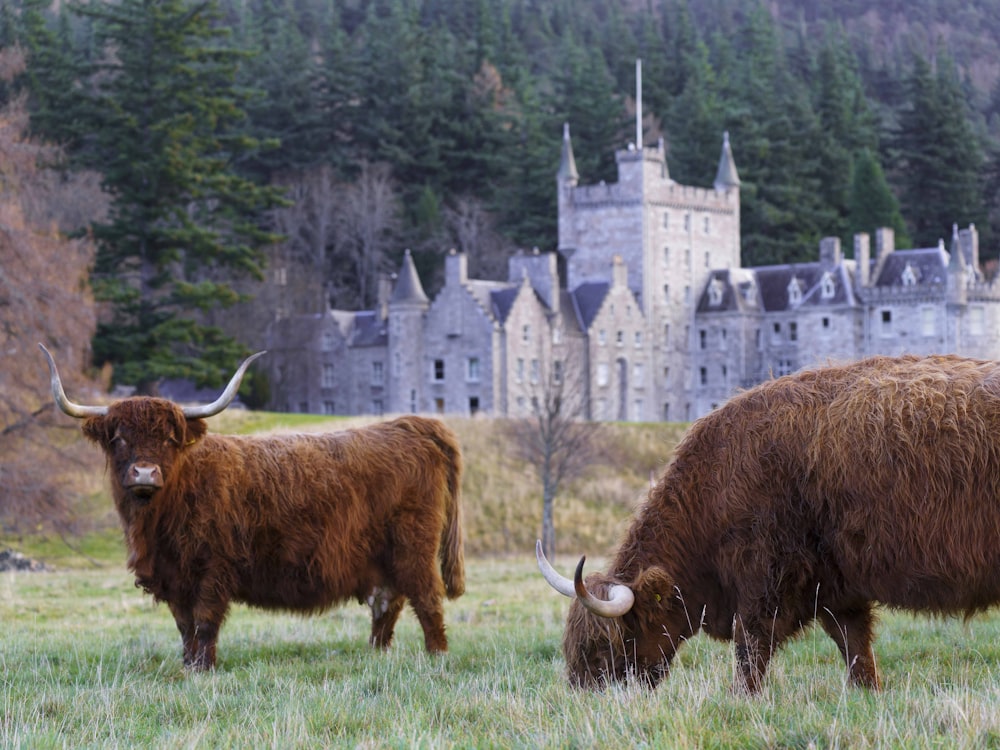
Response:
[350, 310, 387, 347]
[872, 246, 948, 287]
[390, 249, 429, 305]
[570, 281, 610, 330]
[698, 262, 857, 314]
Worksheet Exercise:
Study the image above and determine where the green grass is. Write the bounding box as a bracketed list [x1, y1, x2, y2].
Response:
[8, 415, 1000, 746]
[4, 555, 1000, 748]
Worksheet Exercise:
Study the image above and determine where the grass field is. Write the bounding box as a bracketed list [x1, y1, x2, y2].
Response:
[6, 413, 1000, 747]
[4, 549, 1000, 748]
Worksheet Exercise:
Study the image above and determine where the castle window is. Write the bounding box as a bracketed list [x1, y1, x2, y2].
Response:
[432, 359, 445, 381]
[635, 331, 643, 348]
[719, 328, 728, 350]
[530, 359, 540, 383]
[633, 362, 644, 383]
[789, 322, 798, 342]
[705, 251, 710, 268]
[522, 324, 530, 342]
[466, 357, 480, 382]
[699, 329, 707, 349]
[777, 359, 794, 376]
[322, 364, 335, 388]
[393, 352, 401, 377]
[721, 365, 728, 382]
[772, 322, 782, 343]
[664, 324, 671, 349]
[372, 399, 383, 416]
[821, 272, 835, 299]
[469, 397, 480, 416]
[880, 309, 892, 334]
[553, 326, 562, 344]
[616, 330, 624, 346]
[633, 399, 644, 421]
[822, 317, 830, 331]
[699, 367, 707, 386]
[322, 330, 335, 352]
[787, 277, 803, 307]
[901, 263, 917, 286]
[599, 329, 607, 345]
[516, 358, 524, 382]
[704, 216, 710, 234]
[323, 401, 335, 415]
[708, 279, 724, 306]
[684, 212, 691, 231]
[663, 247, 669, 266]
[274, 267, 287, 286]
[970, 306, 985, 336]
[371, 361, 384, 385]
[410, 389, 417, 412]
[553, 360, 563, 384]
[663, 212, 670, 230]
[597, 363, 609, 386]
[921, 307, 936, 337]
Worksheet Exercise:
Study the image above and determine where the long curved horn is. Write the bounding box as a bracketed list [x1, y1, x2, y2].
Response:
[39, 344, 108, 418]
[573, 556, 635, 618]
[536, 540, 576, 597]
[536, 539, 636, 618]
[181, 351, 266, 419]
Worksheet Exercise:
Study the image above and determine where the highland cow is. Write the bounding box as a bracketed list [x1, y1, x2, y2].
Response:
[539, 354, 1000, 692]
[41, 345, 464, 670]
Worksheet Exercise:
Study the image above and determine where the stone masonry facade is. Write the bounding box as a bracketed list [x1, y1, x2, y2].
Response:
[264, 128, 1000, 422]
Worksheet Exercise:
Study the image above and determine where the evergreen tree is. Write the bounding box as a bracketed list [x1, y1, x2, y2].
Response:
[233, 0, 317, 181]
[847, 148, 910, 248]
[896, 53, 985, 247]
[73, 0, 285, 393]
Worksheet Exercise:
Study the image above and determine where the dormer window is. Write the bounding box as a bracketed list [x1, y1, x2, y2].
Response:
[708, 278, 724, 307]
[820, 271, 835, 300]
[787, 277, 803, 307]
[901, 263, 917, 287]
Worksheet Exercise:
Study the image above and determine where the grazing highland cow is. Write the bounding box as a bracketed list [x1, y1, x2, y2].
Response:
[41, 345, 464, 670]
[539, 354, 1000, 693]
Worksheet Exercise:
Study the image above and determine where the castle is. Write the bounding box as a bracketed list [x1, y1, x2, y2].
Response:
[264, 127, 1000, 422]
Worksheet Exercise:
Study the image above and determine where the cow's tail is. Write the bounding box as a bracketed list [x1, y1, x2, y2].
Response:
[439, 425, 465, 599]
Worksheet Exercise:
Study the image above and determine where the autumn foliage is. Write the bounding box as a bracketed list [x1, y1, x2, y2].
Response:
[0, 47, 106, 533]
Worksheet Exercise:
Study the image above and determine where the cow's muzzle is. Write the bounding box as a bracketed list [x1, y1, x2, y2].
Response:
[124, 463, 163, 498]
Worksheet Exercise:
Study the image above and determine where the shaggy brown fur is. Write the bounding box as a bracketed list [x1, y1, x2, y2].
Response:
[81, 406, 464, 671]
[561, 354, 1000, 693]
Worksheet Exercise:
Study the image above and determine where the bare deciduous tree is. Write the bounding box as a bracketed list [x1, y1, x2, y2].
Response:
[0, 47, 106, 533]
[506, 336, 602, 561]
[335, 160, 401, 308]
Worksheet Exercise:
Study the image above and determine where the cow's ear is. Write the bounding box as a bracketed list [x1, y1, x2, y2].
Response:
[81, 416, 114, 447]
[631, 566, 675, 610]
[182, 417, 208, 446]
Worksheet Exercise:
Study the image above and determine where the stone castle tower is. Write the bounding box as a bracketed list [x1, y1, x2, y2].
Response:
[557, 123, 742, 420]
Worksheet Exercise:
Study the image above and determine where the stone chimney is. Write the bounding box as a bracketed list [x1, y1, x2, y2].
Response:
[854, 233, 871, 287]
[377, 273, 393, 320]
[445, 248, 468, 288]
[874, 227, 894, 260]
[819, 236, 842, 267]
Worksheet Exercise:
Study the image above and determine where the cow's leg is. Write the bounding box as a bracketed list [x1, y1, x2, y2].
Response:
[167, 601, 198, 667]
[367, 586, 406, 649]
[388, 532, 449, 653]
[186, 592, 230, 671]
[732, 611, 800, 694]
[818, 604, 880, 689]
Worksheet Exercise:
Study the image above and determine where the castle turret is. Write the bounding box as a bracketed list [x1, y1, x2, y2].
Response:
[714, 131, 741, 192]
[947, 224, 968, 306]
[508, 247, 560, 315]
[388, 249, 429, 413]
[557, 122, 579, 186]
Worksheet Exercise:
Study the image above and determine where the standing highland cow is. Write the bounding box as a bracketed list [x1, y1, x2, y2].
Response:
[539, 354, 1000, 692]
[41, 345, 464, 670]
